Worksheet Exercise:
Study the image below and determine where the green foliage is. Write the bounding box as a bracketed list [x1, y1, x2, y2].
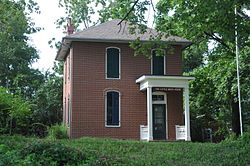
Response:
[187, 46, 250, 140]
[223, 133, 238, 143]
[0, 0, 44, 99]
[0, 0, 63, 138]
[239, 131, 250, 144]
[32, 71, 63, 136]
[56, 0, 150, 31]
[0, 88, 32, 135]
[97, 0, 150, 24]
[57, 0, 94, 30]
[0, 135, 250, 166]
[47, 124, 68, 139]
[20, 141, 87, 166]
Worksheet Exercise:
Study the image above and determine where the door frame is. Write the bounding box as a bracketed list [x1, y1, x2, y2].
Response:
[152, 91, 168, 140]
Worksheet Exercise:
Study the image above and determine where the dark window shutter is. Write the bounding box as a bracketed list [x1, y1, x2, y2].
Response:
[107, 48, 119, 78]
[152, 50, 164, 75]
[106, 91, 119, 126]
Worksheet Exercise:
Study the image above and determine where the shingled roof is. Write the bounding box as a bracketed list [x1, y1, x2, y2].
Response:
[56, 19, 192, 61]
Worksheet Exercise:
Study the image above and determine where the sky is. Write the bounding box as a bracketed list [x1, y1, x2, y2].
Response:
[29, 0, 158, 72]
[29, 0, 66, 72]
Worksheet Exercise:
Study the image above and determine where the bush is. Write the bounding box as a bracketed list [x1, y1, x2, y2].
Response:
[223, 132, 238, 143]
[20, 141, 88, 165]
[238, 131, 250, 144]
[0, 88, 32, 135]
[31, 122, 48, 138]
[47, 124, 68, 139]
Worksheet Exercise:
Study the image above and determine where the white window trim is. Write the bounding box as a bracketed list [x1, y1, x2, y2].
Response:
[105, 90, 121, 127]
[152, 91, 168, 140]
[151, 49, 166, 75]
[152, 92, 167, 105]
[105, 47, 121, 79]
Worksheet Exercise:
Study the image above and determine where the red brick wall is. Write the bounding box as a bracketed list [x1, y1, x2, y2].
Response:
[166, 46, 182, 75]
[67, 41, 183, 140]
[167, 91, 184, 141]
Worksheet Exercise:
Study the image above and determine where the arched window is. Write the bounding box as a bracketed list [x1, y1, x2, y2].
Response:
[106, 47, 120, 79]
[105, 91, 120, 126]
[151, 49, 166, 75]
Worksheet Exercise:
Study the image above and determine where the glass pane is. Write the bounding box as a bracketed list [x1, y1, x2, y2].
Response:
[107, 93, 113, 107]
[152, 95, 164, 101]
[107, 108, 112, 124]
[106, 91, 119, 125]
[112, 92, 119, 125]
[107, 48, 119, 78]
[152, 50, 164, 75]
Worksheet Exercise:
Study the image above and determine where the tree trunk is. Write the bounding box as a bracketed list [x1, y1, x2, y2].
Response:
[231, 101, 240, 135]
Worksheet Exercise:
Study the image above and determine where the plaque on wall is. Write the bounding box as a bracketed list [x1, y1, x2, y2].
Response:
[153, 87, 182, 92]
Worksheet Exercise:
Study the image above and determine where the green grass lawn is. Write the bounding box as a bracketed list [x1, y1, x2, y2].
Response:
[0, 134, 249, 166]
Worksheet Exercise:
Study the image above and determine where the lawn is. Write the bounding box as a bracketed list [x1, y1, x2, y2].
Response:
[0, 133, 249, 166]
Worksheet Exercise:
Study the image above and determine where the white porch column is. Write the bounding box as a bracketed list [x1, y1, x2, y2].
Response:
[184, 86, 191, 141]
[147, 87, 153, 141]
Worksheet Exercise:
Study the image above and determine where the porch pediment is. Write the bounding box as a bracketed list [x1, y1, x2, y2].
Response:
[136, 75, 195, 91]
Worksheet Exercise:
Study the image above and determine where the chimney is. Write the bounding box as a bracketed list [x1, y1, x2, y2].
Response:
[67, 18, 74, 35]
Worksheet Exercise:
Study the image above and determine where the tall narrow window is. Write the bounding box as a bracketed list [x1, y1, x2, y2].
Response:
[68, 55, 70, 80]
[106, 91, 120, 126]
[152, 49, 165, 75]
[67, 97, 70, 125]
[106, 47, 120, 79]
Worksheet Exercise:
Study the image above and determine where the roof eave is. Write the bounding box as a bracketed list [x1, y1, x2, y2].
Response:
[55, 38, 72, 61]
[56, 37, 193, 61]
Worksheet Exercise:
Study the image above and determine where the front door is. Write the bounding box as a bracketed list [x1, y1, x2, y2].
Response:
[153, 104, 166, 140]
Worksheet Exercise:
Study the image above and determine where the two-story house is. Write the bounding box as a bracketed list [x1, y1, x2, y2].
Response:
[56, 19, 194, 141]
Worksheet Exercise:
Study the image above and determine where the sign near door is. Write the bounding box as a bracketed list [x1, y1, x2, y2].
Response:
[176, 125, 186, 140]
[153, 87, 182, 92]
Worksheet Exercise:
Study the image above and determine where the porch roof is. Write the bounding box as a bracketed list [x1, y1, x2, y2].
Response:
[136, 75, 195, 91]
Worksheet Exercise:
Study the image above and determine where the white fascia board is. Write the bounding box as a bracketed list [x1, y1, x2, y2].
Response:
[140, 81, 149, 91]
[136, 75, 195, 91]
[148, 79, 188, 88]
[136, 75, 195, 83]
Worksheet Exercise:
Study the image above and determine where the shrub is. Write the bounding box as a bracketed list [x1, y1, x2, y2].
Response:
[223, 132, 238, 143]
[31, 122, 48, 138]
[47, 124, 68, 139]
[20, 141, 88, 165]
[238, 131, 250, 144]
[0, 88, 32, 135]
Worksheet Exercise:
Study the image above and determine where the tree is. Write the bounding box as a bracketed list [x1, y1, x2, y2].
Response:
[0, 88, 32, 135]
[0, 1, 65, 137]
[155, 0, 250, 136]
[31, 62, 63, 137]
[0, 0, 44, 98]
[56, 0, 150, 32]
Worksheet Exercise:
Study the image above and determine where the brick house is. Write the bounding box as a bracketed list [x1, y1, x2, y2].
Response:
[56, 19, 194, 141]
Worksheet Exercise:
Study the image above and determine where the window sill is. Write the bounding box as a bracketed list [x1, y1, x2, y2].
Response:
[105, 77, 121, 80]
[105, 125, 121, 128]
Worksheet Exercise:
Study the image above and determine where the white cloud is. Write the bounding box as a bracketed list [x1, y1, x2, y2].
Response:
[29, 0, 66, 71]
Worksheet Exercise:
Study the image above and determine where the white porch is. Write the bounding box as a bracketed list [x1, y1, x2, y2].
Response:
[136, 75, 195, 141]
